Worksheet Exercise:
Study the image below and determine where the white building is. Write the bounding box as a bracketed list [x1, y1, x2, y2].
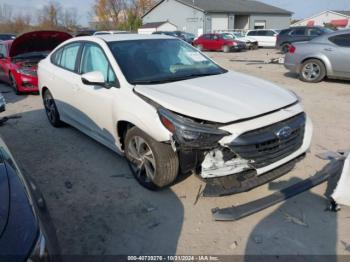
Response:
[138, 21, 178, 34]
[142, 0, 292, 36]
[292, 10, 350, 28]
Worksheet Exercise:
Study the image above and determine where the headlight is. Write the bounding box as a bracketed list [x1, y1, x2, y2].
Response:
[158, 108, 230, 149]
[17, 68, 37, 77]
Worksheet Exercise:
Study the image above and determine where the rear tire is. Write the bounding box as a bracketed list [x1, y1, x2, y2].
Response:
[300, 59, 326, 83]
[281, 43, 290, 54]
[125, 127, 179, 190]
[43, 89, 64, 127]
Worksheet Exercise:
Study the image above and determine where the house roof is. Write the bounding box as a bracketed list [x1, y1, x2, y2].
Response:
[332, 10, 350, 16]
[143, 0, 292, 17]
[139, 21, 169, 29]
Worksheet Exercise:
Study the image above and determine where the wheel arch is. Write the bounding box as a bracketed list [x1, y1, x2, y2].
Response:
[41, 86, 49, 97]
[116, 120, 135, 150]
[301, 56, 331, 76]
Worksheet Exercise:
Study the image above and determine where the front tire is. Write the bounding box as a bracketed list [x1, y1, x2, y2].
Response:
[300, 59, 326, 83]
[9, 73, 21, 95]
[43, 89, 64, 127]
[222, 45, 230, 53]
[125, 127, 179, 190]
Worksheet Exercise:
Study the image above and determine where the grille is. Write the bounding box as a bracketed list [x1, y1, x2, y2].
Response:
[228, 113, 306, 168]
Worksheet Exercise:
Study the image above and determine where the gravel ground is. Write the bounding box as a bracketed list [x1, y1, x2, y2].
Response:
[0, 48, 350, 257]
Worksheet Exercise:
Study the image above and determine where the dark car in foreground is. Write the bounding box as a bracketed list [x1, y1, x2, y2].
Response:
[0, 31, 72, 94]
[284, 29, 350, 83]
[277, 26, 333, 53]
[193, 33, 246, 52]
[0, 99, 59, 261]
[0, 134, 60, 261]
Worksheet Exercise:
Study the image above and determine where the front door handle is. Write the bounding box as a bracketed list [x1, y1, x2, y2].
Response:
[324, 48, 333, 52]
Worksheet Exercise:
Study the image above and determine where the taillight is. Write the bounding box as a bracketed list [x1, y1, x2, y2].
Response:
[288, 45, 296, 54]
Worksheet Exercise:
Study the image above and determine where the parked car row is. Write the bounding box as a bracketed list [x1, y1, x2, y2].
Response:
[192, 33, 247, 52]
[153, 30, 195, 44]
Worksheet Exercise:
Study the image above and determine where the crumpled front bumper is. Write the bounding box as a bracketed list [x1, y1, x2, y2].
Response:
[212, 152, 348, 221]
[203, 154, 305, 197]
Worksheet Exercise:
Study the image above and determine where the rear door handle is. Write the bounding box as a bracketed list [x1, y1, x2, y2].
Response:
[324, 48, 333, 52]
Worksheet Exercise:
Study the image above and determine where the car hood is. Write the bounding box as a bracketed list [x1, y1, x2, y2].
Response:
[9, 30, 72, 58]
[135, 71, 297, 123]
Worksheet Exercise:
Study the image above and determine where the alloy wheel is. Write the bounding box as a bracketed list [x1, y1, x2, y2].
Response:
[44, 93, 57, 123]
[302, 63, 321, 81]
[127, 136, 156, 183]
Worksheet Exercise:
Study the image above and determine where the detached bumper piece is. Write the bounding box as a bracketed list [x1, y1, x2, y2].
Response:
[212, 159, 344, 221]
[203, 155, 305, 197]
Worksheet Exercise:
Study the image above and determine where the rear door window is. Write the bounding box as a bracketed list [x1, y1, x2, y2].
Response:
[51, 48, 63, 65]
[265, 30, 276, 36]
[308, 28, 323, 36]
[257, 31, 268, 36]
[247, 31, 257, 36]
[291, 28, 306, 36]
[329, 34, 350, 47]
[59, 43, 81, 71]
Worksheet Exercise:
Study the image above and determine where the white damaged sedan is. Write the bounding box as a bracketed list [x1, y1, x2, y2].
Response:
[38, 34, 312, 191]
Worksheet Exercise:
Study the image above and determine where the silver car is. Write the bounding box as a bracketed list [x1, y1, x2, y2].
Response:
[284, 29, 350, 83]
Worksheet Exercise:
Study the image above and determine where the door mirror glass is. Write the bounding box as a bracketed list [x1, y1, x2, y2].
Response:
[81, 71, 106, 87]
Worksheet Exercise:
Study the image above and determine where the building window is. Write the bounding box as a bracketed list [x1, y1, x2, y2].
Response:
[254, 20, 266, 29]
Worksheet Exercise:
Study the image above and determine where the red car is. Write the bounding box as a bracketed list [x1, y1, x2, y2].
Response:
[193, 33, 246, 53]
[0, 31, 72, 94]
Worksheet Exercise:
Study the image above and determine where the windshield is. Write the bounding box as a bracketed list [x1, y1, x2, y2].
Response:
[233, 32, 244, 38]
[108, 39, 227, 85]
[222, 33, 234, 40]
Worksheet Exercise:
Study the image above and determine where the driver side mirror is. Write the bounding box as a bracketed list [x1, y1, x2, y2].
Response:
[81, 71, 110, 88]
[0, 53, 5, 59]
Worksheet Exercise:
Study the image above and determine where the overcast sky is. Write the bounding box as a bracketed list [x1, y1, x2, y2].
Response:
[1, 0, 350, 26]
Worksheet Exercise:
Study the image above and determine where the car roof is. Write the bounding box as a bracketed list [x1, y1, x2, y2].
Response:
[324, 28, 350, 37]
[311, 28, 350, 42]
[76, 33, 175, 42]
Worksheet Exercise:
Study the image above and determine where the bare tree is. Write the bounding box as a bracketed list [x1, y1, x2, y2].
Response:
[93, 0, 126, 29]
[37, 1, 63, 29]
[0, 4, 13, 23]
[63, 8, 79, 29]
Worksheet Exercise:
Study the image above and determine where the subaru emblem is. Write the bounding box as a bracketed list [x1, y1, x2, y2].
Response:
[275, 126, 292, 139]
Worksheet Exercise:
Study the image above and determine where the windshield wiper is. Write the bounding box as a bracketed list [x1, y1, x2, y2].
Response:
[132, 72, 225, 85]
